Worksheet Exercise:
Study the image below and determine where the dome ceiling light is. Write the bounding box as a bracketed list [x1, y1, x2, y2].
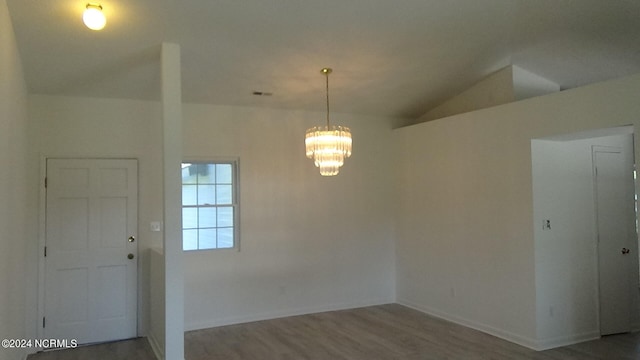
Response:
[83, 3, 106, 31]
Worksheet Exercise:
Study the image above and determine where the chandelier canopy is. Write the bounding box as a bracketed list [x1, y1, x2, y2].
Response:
[305, 68, 352, 176]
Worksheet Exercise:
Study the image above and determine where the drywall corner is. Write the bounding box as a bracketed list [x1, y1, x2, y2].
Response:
[513, 65, 560, 101]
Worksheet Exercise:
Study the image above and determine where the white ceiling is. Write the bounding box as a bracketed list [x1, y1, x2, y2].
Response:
[6, 0, 640, 119]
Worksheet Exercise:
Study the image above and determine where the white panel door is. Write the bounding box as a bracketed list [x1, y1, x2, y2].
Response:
[45, 159, 138, 345]
[593, 146, 635, 335]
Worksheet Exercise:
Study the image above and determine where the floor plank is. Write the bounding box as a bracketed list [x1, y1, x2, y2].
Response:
[28, 304, 640, 359]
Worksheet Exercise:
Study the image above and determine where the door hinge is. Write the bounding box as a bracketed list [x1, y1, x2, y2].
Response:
[43, 317, 46, 328]
[44, 177, 47, 188]
[44, 246, 47, 257]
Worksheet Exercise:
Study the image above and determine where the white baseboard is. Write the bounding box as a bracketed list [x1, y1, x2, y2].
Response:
[185, 297, 395, 332]
[397, 298, 606, 351]
[146, 333, 164, 360]
[397, 298, 540, 350]
[534, 331, 600, 351]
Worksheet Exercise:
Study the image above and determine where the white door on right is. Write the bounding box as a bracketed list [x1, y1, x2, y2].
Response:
[593, 145, 635, 335]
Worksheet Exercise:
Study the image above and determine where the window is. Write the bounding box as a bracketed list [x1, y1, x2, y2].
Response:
[181, 161, 239, 251]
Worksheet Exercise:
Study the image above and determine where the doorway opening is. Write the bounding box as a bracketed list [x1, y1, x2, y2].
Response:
[532, 125, 640, 347]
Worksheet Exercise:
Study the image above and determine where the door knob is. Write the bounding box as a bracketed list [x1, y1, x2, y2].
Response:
[127, 253, 135, 260]
[622, 248, 631, 255]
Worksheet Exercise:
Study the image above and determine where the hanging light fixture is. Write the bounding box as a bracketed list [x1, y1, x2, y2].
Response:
[83, 3, 106, 31]
[305, 68, 352, 176]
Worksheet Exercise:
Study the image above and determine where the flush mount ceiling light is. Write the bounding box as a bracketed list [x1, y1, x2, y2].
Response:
[305, 68, 352, 176]
[83, 3, 106, 31]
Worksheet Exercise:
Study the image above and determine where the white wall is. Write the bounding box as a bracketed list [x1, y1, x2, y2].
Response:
[148, 248, 165, 358]
[418, 66, 515, 122]
[418, 66, 559, 124]
[513, 65, 560, 101]
[0, 1, 33, 359]
[182, 104, 396, 330]
[532, 132, 639, 349]
[28, 96, 397, 335]
[29, 95, 164, 339]
[393, 73, 640, 350]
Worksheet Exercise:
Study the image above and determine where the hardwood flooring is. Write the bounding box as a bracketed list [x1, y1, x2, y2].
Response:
[25, 337, 156, 360]
[27, 304, 640, 360]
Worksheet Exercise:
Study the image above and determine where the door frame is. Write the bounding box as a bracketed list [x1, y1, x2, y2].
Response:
[37, 156, 141, 346]
[531, 127, 639, 348]
[591, 144, 635, 335]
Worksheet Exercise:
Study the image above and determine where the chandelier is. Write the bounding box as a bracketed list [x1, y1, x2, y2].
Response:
[305, 68, 352, 176]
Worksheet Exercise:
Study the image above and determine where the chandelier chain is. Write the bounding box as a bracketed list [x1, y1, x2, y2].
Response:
[325, 70, 330, 128]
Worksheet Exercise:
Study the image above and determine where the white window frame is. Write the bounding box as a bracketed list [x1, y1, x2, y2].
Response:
[181, 158, 240, 252]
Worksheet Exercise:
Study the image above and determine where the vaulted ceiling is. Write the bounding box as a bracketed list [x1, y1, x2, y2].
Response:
[6, 0, 640, 119]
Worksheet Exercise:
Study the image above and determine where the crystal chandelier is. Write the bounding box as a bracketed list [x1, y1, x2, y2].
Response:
[305, 68, 352, 176]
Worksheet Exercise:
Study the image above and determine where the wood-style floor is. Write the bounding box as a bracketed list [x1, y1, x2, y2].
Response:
[27, 304, 640, 360]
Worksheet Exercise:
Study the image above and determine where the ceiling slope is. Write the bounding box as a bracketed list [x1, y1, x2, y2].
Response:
[6, 0, 640, 119]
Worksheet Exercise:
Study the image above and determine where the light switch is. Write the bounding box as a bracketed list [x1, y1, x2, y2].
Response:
[150, 221, 162, 232]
